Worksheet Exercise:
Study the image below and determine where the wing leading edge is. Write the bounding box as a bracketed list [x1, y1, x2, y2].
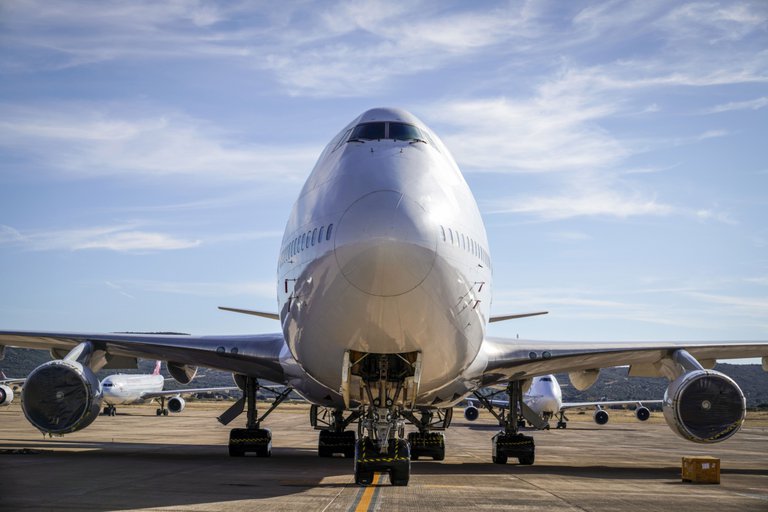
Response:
[479, 337, 768, 386]
[0, 330, 289, 385]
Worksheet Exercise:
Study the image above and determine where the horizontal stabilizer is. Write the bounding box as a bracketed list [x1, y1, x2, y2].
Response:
[218, 307, 279, 320]
[489, 311, 548, 323]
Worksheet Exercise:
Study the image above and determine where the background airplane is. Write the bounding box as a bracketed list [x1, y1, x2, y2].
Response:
[101, 361, 238, 416]
[464, 374, 662, 429]
[1, 108, 766, 487]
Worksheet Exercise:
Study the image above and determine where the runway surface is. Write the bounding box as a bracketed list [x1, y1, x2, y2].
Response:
[1, 402, 767, 511]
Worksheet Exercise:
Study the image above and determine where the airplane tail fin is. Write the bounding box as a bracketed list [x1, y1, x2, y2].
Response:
[153, 361, 162, 376]
[0, 370, 6, 380]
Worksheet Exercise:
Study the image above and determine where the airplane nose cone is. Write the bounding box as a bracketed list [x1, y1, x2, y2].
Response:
[335, 190, 437, 297]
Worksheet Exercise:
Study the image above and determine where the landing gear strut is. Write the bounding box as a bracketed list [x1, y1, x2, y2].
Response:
[218, 376, 293, 457]
[155, 396, 169, 416]
[491, 381, 535, 465]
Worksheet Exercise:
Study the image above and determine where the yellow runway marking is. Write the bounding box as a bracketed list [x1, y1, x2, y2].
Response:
[354, 472, 381, 512]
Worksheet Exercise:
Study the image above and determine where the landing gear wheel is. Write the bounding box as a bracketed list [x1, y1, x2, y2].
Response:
[492, 432, 535, 466]
[318, 430, 356, 458]
[162, 408, 169, 416]
[407, 432, 445, 461]
[156, 408, 162, 416]
[556, 421, 567, 429]
[228, 428, 272, 457]
[354, 437, 411, 486]
[110, 407, 117, 416]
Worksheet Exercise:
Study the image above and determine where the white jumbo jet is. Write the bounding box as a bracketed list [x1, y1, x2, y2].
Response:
[100, 361, 238, 417]
[463, 374, 662, 429]
[1, 108, 767, 486]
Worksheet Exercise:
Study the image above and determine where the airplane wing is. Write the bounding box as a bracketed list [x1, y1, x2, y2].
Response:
[0, 378, 25, 385]
[0, 330, 288, 384]
[561, 399, 663, 410]
[479, 337, 768, 385]
[140, 386, 240, 399]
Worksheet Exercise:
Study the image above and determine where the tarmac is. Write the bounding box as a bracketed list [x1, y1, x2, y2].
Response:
[1, 402, 767, 512]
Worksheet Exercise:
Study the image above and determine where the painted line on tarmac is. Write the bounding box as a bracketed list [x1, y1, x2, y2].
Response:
[349, 472, 382, 512]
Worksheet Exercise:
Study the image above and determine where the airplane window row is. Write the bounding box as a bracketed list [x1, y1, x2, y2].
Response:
[280, 224, 334, 264]
[440, 225, 490, 268]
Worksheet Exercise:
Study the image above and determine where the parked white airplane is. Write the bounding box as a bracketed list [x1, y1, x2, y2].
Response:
[0, 370, 25, 407]
[464, 374, 662, 429]
[100, 361, 238, 416]
[1, 108, 767, 486]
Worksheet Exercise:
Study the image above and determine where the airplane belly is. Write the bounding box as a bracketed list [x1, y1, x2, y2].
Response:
[284, 249, 485, 403]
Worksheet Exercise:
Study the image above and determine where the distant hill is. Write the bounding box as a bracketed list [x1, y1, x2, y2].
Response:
[2, 347, 767, 407]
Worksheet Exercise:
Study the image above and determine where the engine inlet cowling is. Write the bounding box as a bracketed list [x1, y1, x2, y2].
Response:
[168, 396, 185, 413]
[21, 360, 103, 435]
[663, 370, 745, 443]
[0, 384, 13, 406]
[464, 405, 479, 421]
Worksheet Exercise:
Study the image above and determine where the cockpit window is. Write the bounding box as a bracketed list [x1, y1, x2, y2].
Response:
[389, 122, 422, 141]
[348, 122, 426, 143]
[351, 122, 386, 140]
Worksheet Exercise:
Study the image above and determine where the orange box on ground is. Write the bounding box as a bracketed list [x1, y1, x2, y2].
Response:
[682, 456, 720, 484]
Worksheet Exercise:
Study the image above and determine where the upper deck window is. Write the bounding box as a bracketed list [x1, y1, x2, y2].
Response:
[349, 122, 426, 143]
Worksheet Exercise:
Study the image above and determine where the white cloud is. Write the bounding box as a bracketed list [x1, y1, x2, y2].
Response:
[704, 96, 768, 113]
[116, 278, 274, 298]
[426, 95, 627, 174]
[0, 223, 200, 252]
[0, 104, 318, 181]
[487, 188, 674, 220]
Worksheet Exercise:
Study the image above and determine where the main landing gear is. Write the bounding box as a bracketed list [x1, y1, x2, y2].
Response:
[311, 405, 360, 458]
[217, 376, 293, 457]
[489, 381, 535, 465]
[102, 405, 117, 416]
[402, 408, 452, 461]
[155, 396, 170, 416]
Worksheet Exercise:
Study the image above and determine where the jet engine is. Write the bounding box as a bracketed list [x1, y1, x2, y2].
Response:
[21, 359, 102, 435]
[464, 404, 479, 421]
[167, 396, 185, 413]
[0, 384, 13, 406]
[593, 409, 609, 425]
[663, 370, 745, 443]
[635, 406, 650, 421]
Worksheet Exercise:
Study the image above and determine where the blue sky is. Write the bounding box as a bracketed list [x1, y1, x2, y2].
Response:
[0, 1, 766, 352]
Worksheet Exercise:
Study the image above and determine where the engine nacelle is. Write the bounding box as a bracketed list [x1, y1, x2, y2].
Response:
[635, 406, 650, 421]
[0, 384, 13, 406]
[663, 370, 745, 443]
[593, 409, 609, 425]
[464, 405, 479, 421]
[21, 360, 103, 435]
[167, 396, 185, 413]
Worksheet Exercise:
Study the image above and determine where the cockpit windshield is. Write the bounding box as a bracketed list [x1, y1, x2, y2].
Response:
[349, 122, 426, 143]
[351, 122, 386, 140]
